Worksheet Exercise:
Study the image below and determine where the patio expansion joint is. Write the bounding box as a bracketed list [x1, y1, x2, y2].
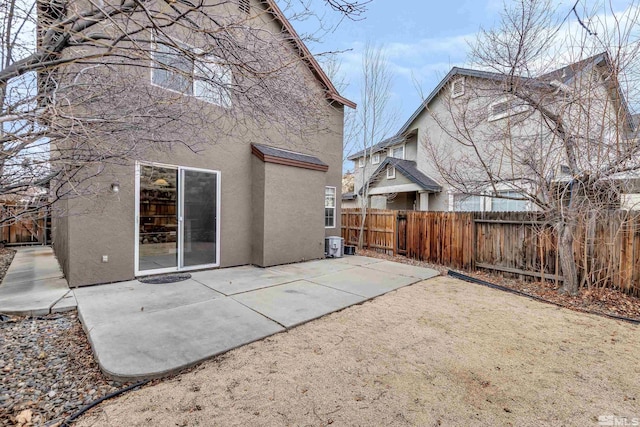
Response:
[195, 275, 305, 297]
[303, 277, 369, 299]
[229, 296, 288, 329]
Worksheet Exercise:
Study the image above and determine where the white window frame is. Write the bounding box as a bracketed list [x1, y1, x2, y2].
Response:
[388, 144, 405, 160]
[372, 153, 380, 164]
[358, 157, 364, 168]
[151, 35, 231, 108]
[387, 166, 396, 179]
[134, 161, 221, 277]
[325, 186, 336, 228]
[488, 96, 529, 122]
[451, 77, 465, 98]
[449, 192, 486, 212]
[491, 190, 529, 212]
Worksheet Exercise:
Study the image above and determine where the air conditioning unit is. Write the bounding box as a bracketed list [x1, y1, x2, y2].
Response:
[325, 236, 344, 258]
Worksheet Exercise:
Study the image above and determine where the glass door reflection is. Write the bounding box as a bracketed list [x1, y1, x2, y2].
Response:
[181, 170, 217, 267]
[138, 165, 179, 271]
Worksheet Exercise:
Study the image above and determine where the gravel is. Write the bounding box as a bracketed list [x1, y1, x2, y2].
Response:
[0, 313, 130, 426]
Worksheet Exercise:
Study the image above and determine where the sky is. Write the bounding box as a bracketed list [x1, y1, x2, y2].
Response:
[283, 0, 637, 160]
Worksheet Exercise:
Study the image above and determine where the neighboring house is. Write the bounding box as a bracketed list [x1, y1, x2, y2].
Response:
[46, 0, 354, 287]
[349, 53, 637, 212]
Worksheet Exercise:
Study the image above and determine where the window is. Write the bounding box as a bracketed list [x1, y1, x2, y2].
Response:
[389, 145, 404, 159]
[238, 0, 250, 13]
[488, 97, 528, 121]
[387, 166, 396, 179]
[372, 153, 380, 164]
[325, 187, 336, 228]
[451, 77, 465, 98]
[358, 157, 364, 168]
[152, 38, 232, 107]
[452, 194, 483, 211]
[491, 191, 528, 212]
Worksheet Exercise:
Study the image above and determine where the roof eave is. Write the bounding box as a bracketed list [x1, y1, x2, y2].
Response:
[263, 0, 356, 109]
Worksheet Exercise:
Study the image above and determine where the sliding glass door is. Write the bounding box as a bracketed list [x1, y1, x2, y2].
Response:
[136, 163, 220, 275]
[181, 169, 218, 267]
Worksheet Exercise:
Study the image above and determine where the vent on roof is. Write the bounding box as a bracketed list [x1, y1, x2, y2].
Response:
[239, 0, 250, 13]
[452, 77, 465, 98]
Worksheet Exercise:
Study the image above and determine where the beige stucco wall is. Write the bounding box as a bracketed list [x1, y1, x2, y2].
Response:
[253, 161, 326, 266]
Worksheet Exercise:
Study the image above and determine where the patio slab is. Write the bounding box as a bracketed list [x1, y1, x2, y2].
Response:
[306, 266, 422, 298]
[268, 258, 355, 278]
[365, 260, 441, 280]
[232, 280, 365, 328]
[86, 298, 284, 381]
[72, 257, 441, 381]
[74, 279, 223, 331]
[190, 265, 297, 295]
[333, 255, 385, 266]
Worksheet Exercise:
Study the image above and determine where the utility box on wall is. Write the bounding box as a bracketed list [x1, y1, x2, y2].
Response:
[325, 236, 343, 258]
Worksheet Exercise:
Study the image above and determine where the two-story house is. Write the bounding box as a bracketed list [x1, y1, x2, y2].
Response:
[348, 53, 637, 212]
[45, 0, 355, 287]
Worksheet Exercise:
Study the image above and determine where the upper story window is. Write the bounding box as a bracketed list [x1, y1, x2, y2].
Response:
[152, 38, 232, 108]
[451, 77, 465, 98]
[358, 157, 364, 168]
[372, 153, 380, 164]
[488, 96, 528, 121]
[389, 145, 404, 160]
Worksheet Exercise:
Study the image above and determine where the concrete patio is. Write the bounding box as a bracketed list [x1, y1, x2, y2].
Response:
[73, 256, 439, 381]
[1, 248, 440, 382]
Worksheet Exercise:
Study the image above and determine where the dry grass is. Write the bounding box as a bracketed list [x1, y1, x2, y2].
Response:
[77, 276, 640, 427]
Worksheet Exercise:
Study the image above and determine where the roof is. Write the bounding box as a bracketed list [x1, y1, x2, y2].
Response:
[342, 192, 357, 200]
[359, 158, 442, 194]
[346, 134, 406, 161]
[262, 1, 356, 109]
[394, 52, 634, 138]
[251, 143, 328, 171]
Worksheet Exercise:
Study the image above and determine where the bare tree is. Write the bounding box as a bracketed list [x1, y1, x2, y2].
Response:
[0, 0, 365, 225]
[423, 0, 640, 294]
[345, 43, 398, 248]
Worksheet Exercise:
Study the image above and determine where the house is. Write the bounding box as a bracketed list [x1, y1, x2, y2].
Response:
[349, 53, 637, 212]
[46, 0, 354, 287]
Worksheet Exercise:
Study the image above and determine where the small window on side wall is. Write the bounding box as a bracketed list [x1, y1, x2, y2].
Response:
[372, 153, 380, 164]
[451, 77, 465, 98]
[387, 166, 396, 179]
[325, 187, 336, 228]
[358, 157, 364, 168]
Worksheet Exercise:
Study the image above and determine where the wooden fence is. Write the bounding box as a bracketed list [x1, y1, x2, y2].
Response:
[0, 205, 50, 245]
[341, 208, 640, 296]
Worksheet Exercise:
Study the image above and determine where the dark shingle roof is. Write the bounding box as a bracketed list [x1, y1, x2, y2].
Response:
[360, 158, 442, 194]
[346, 134, 406, 161]
[342, 192, 357, 200]
[251, 143, 328, 171]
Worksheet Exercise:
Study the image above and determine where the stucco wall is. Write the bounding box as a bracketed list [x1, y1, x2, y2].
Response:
[255, 162, 326, 266]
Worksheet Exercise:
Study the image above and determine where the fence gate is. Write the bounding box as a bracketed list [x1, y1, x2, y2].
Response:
[396, 212, 407, 255]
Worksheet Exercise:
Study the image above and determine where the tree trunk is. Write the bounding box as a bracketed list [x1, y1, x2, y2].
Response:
[558, 215, 579, 295]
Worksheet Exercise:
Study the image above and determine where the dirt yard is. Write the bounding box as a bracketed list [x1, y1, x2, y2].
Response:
[77, 276, 639, 427]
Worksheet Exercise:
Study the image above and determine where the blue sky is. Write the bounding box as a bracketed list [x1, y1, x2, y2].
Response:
[286, 0, 636, 142]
